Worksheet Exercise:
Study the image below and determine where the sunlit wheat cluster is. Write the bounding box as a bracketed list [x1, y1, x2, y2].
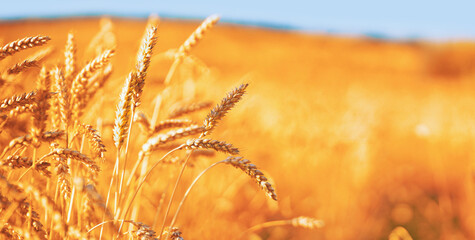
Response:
[0, 15, 326, 239]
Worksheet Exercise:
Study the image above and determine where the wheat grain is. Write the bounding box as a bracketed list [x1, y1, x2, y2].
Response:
[0, 35, 50, 60]
[203, 83, 248, 136]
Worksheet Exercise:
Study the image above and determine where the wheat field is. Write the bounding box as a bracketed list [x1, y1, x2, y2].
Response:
[1, 15, 475, 240]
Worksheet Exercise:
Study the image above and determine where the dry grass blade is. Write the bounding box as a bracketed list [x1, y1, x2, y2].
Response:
[203, 83, 248, 136]
[0, 35, 50, 60]
[389, 226, 413, 240]
[168, 101, 213, 119]
[223, 156, 277, 201]
[181, 138, 239, 155]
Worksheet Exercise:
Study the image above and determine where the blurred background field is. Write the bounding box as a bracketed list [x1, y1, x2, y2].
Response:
[1, 2, 475, 240]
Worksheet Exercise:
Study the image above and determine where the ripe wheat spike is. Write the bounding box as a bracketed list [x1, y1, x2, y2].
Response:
[0, 35, 50, 60]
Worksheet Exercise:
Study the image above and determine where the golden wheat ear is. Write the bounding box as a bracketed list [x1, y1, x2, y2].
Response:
[224, 156, 278, 201]
[389, 226, 413, 240]
[203, 83, 248, 136]
[0, 35, 50, 61]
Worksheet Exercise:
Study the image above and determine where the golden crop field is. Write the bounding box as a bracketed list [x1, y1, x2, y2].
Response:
[1, 15, 475, 240]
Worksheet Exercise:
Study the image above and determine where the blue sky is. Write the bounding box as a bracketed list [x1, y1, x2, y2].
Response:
[0, 1, 474, 40]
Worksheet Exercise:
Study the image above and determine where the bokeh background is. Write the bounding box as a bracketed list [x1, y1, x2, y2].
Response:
[1, 1, 475, 240]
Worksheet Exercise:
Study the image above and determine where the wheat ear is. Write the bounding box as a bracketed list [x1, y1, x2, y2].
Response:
[132, 26, 158, 107]
[203, 83, 248, 136]
[389, 226, 413, 240]
[7, 60, 39, 75]
[168, 101, 213, 119]
[240, 216, 324, 238]
[224, 156, 277, 201]
[64, 32, 77, 82]
[0, 155, 51, 177]
[31, 67, 51, 145]
[45, 148, 100, 175]
[164, 15, 219, 85]
[0, 91, 36, 114]
[149, 119, 194, 136]
[181, 138, 240, 155]
[70, 49, 115, 118]
[113, 73, 134, 149]
[0, 35, 50, 60]
[77, 124, 106, 160]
